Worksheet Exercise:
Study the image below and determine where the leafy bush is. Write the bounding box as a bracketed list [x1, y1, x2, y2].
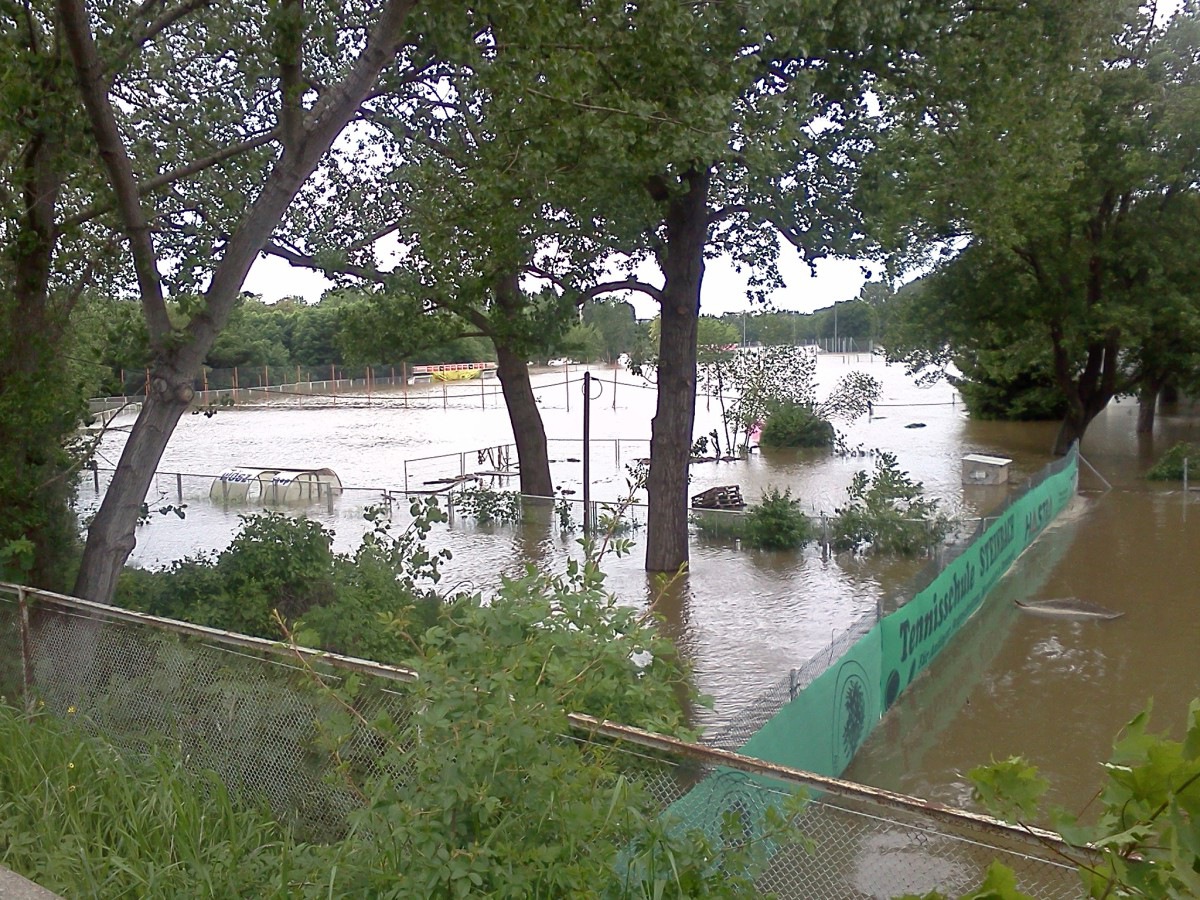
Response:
[118, 511, 338, 635]
[831, 453, 951, 555]
[951, 367, 1068, 421]
[743, 488, 813, 550]
[296, 501, 452, 660]
[760, 401, 836, 448]
[452, 484, 523, 524]
[697, 345, 879, 455]
[0, 699, 804, 899]
[1146, 441, 1200, 481]
[51, 497, 817, 896]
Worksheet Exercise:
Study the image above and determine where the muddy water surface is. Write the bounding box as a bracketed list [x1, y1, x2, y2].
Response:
[88, 357, 1200, 812]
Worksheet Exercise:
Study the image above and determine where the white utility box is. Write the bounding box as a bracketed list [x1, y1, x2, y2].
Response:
[962, 454, 1012, 485]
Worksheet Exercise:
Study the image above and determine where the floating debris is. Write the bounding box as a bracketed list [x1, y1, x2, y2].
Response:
[1015, 598, 1124, 620]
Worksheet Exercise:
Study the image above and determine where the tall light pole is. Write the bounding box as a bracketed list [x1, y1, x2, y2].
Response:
[832, 301, 838, 353]
[742, 312, 747, 347]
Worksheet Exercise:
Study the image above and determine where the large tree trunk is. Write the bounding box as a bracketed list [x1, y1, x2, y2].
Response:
[646, 169, 709, 573]
[1136, 377, 1164, 434]
[1051, 410, 1092, 456]
[490, 271, 554, 497]
[495, 341, 553, 497]
[0, 123, 79, 590]
[1049, 325, 1121, 456]
[73, 370, 193, 602]
[63, 0, 415, 604]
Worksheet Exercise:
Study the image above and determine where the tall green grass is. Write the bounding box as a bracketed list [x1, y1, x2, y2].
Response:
[0, 704, 321, 898]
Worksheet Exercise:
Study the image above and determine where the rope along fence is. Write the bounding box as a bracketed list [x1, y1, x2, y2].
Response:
[0, 584, 1087, 896]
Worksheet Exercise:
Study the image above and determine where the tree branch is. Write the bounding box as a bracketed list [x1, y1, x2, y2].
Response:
[179, 0, 416, 371]
[20, 0, 40, 55]
[347, 219, 403, 253]
[582, 278, 664, 304]
[59, 234, 121, 317]
[106, 0, 213, 78]
[709, 203, 811, 255]
[523, 265, 664, 305]
[263, 241, 390, 284]
[62, 129, 278, 230]
[276, 0, 305, 152]
[353, 107, 460, 163]
[59, 0, 172, 346]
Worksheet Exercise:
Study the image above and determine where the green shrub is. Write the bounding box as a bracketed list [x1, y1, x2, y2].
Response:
[961, 700, 1200, 900]
[760, 402, 835, 448]
[691, 509, 747, 540]
[117, 511, 338, 636]
[831, 452, 952, 556]
[743, 488, 813, 550]
[453, 484, 523, 524]
[1146, 441, 1200, 481]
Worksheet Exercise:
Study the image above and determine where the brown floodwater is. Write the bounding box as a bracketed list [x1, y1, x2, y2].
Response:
[847, 398, 1200, 817]
[86, 357, 1200, 814]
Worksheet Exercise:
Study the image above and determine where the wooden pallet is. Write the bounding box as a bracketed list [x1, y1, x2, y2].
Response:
[690, 485, 745, 510]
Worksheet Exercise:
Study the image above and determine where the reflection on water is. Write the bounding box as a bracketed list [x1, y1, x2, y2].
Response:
[88, 359, 1200, 808]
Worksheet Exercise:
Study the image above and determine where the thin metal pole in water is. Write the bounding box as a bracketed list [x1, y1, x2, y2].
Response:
[612, 367, 618, 410]
[176, 473, 183, 503]
[565, 361, 570, 412]
[480, 373, 485, 408]
[1185, 457, 1189, 497]
[583, 371, 592, 536]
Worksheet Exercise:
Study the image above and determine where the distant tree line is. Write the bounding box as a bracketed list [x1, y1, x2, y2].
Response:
[84, 292, 881, 397]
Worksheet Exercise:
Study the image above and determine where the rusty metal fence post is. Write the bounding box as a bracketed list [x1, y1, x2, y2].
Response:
[17, 586, 33, 712]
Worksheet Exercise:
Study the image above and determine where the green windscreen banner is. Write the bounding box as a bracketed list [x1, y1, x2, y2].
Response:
[877, 444, 1078, 719]
[731, 444, 1078, 778]
[649, 448, 1078, 869]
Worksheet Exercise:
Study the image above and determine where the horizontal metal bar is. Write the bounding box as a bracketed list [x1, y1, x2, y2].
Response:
[566, 713, 1095, 865]
[0, 583, 418, 684]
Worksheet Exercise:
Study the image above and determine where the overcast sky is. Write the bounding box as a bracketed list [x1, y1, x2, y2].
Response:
[243, 241, 880, 320]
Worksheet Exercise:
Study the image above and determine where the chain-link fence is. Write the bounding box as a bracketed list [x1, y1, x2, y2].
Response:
[0, 583, 1088, 897]
[0, 586, 416, 842]
[91, 365, 602, 413]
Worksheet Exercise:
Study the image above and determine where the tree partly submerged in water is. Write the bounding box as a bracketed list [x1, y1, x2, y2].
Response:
[701, 345, 880, 454]
[868, 1, 1200, 454]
